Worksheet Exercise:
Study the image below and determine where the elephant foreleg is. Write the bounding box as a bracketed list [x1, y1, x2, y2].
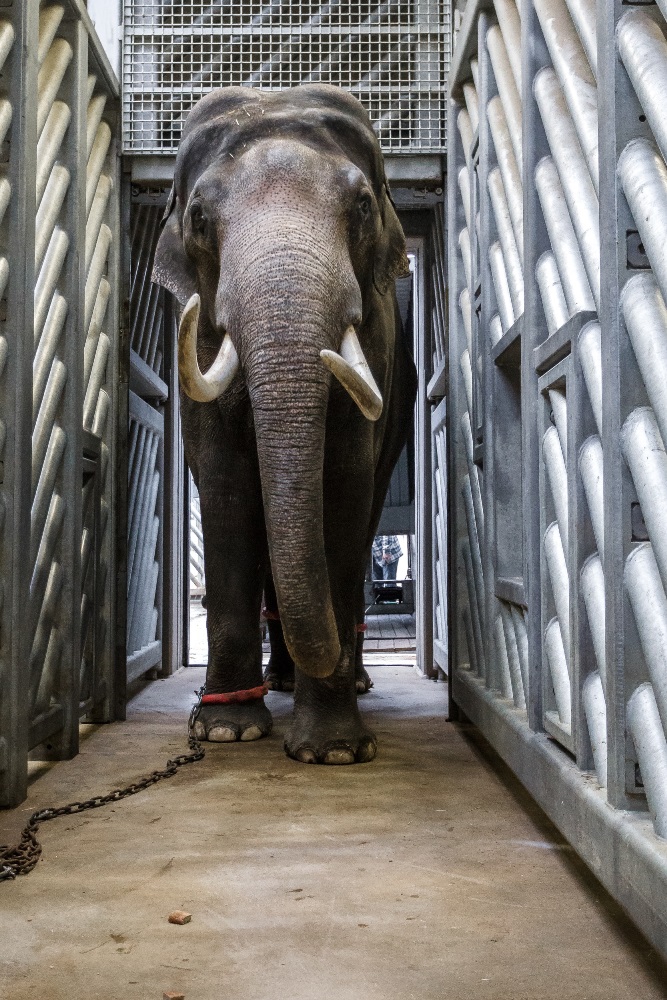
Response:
[262, 573, 295, 692]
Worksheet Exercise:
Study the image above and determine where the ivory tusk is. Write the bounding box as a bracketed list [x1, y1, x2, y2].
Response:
[320, 326, 383, 421]
[178, 293, 239, 403]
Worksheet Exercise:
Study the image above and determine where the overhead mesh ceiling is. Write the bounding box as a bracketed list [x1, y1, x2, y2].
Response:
[123, 1, 450, 153]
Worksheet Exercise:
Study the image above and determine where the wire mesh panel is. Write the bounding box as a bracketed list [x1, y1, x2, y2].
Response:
[122, 0, 450, 153]
[443, 0, 667, 958]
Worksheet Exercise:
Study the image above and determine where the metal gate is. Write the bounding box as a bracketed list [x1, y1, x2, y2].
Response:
[0, 1, 121, 808]
[445, 0, 667, 956]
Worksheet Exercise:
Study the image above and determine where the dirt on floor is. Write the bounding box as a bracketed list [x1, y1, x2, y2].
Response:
[1, 664, 666, 1000]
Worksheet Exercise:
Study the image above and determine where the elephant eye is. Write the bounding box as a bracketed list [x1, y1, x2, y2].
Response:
[358, 194, 372, 218]
[190, 203, 207, 235]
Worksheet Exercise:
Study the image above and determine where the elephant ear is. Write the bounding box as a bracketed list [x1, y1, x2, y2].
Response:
[151, 186, 198, 306]
[374, 184, 411, 296]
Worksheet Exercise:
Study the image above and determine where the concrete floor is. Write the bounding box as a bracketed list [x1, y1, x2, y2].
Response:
[1, 665, 667, 999]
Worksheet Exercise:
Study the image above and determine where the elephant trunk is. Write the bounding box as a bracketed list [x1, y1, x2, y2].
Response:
[248, 348, 339, 678]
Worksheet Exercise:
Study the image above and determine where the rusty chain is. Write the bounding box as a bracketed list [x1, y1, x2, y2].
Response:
[0, 686, 206, 882]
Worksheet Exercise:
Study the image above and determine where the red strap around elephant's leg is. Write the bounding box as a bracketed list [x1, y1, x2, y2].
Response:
[201, 684, 269, 705]
[262, 608, 281, 621]
[356, 623, 368, 633]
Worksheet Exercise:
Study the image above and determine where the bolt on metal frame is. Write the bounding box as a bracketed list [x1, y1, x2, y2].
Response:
[122, 0, 451, 154]
[0, 1, 121, 808]
[443, 0, 667, 959]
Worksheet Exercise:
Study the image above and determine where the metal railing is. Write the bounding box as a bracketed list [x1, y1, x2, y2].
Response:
[442, 0, 667, 961]
[0, 1, 121, 808]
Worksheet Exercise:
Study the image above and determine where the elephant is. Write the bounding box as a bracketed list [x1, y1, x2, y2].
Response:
[152, 83, 417, 764]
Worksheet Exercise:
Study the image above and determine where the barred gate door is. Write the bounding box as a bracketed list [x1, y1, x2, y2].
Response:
[444, 0, 667, 955]
[0, 2, 121, 808]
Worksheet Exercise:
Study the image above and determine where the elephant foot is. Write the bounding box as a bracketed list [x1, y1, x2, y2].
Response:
[193, 699, 272, 743]
[284, 713, 377, 765]
[355, 665, 374, 695]
[263, 659, 295, 693]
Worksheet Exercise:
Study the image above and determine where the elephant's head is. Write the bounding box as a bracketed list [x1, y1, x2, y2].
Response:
[152, 85, 409, 679]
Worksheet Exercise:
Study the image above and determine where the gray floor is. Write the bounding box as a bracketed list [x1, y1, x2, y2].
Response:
[1, 665, 666, 999]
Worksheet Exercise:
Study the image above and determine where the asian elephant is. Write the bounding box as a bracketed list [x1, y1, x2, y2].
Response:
[152, 84, 417, 764]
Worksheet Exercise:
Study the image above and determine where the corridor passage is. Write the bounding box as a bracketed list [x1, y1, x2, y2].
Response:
[1, 667, 665, 999]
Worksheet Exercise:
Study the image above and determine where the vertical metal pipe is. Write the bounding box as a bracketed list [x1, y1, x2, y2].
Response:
[544, 521, 571, 663]
[625, 543, 667, 736]
[621, 407, 667, 596]
[581, 553, 606, 689]
[582, 671, 607, 787]
[536, 251, 569, 335]
[579, 435, 604, 559]
[627, 683, 667, 838]
[545, 617, 572, 728]
[534, 68, 600, 307]
[535, 157, 595, 315]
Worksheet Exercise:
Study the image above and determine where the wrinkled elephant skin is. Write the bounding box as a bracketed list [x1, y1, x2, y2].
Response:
[152, 85, 417, 764]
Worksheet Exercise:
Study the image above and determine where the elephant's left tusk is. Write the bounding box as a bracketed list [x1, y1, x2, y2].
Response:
[178, 292, 240, 403]
[320, 326, 383, 421]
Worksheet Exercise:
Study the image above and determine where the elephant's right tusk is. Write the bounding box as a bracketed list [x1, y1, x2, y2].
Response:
[178, 293, 240, 403]
[320, 326, 383, 421]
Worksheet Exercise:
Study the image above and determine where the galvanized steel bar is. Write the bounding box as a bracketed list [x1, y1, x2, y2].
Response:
[461, 411, 485, 548]
[487, 96, 523, 260]
[510, 605, 529, 700]
[461, 349, 474, 419]
[534, 68, 600, 307]
[488, 167, 523, 316]
[582, 671, 607, 787]
[458, 166, 471, 233]
[580, 553, 606, 688]
[462, 540, 485, 677]
[618, 139, 667, 312]
[618, 11, 667, 172]
[489, 241, 515, 332]
[536, 252, 568, 335]
[544, 520, 570, 663]
[625, 543, 667, 737]
[627, 683, 667, 838]
[578, 321, 603, 435]
[495, 613, 514, 701]
[459, 226, 472, 293]
[543, 425, 569, 554]
[621, 407, 667, 597]
[545, 616, 572, 728]
[486, 24, 522, 173]
[564, 0, 596, 78]
[579, 435, 604, 559]
[462, 80, 479, 132]
[489, 313, 503, 347]
[621, 274, 667, 454]
[493, 0, 521, 92]
[534, 0, 599, 191]
[548, 388, 567, 461]
[535, 156, 595, 316]
[500, 601, 526, 709]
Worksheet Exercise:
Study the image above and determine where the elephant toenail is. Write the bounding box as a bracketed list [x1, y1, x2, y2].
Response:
[240, 725, 263, 742]
[295, 748, 317, 763]
[193, 721, 206, 740]
[356, 742, 377, 763]
[208, 726, 238, 742]
[323, 748, 356, 765]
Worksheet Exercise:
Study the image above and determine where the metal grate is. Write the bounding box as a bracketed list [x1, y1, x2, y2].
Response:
[122, 0, 450, 153]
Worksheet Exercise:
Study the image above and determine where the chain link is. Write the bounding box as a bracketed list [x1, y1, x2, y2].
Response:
[0, 686, 206, 882]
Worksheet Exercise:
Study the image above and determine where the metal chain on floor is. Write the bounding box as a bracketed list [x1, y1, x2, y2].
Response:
[0, 687, 206, 882]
